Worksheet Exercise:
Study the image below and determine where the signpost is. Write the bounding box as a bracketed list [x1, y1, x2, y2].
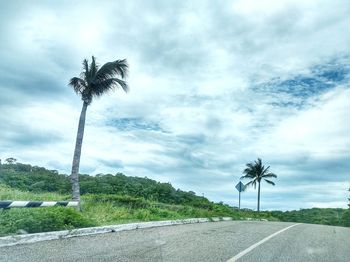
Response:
[235, 181, 245, 210]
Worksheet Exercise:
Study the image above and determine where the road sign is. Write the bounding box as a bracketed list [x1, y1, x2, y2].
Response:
[235, 181, 244, 192]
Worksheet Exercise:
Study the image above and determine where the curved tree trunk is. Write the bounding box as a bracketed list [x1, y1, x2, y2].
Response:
[70, 102, 88, 202]
[257, 182, 261, 212]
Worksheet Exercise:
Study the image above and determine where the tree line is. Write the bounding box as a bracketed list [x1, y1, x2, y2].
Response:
[0, 162, 213, 209]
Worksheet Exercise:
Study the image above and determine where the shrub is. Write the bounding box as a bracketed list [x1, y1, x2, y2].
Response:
[341, 209, 350, 227]
[0, 207, 95, 236]
[83, 194, 150, 209]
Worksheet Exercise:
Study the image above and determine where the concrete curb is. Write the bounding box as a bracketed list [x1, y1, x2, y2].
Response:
[0, 217, 233, 247]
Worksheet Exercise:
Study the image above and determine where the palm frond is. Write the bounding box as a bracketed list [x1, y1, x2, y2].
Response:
[262, 172, 277, 179]
[91, 78, 129, 97]
[82, 59, 89, 81]
[243, 164, 256, 175]
[240, 173, 255, 179]
[90, 56, 99, 79]
[256, 158, 262, 166]
[110, 78, 129, 92]
[69, 77, 87, 94]
[246, 163, 255, 170]
[244, 180, 256, 189]
[94, 59, 129, 82]
[264, 179, 275, 186]
[260, 165, 270, 175]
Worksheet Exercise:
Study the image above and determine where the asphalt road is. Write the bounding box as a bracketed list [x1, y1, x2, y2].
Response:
[1, 221, 349, 262]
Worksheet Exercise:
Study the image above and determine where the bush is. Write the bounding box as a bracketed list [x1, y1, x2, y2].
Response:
[0, 207, 95, 236]
[83, 194, 151, 209]
[341, 209, 350, 227]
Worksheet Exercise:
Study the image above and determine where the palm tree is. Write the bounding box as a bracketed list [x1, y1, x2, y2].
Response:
[240, 158, 277, 212]
[68, 56, 129, 202]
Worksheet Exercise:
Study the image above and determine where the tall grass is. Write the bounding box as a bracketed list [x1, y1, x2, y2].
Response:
[0, 185, 69, 201]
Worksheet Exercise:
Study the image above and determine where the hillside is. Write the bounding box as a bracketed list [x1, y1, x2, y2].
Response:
[0, 162, 276, 236]
[0, 162, 218, 208]
[0, 162, 349, 236]
[0, 184, 266, 236]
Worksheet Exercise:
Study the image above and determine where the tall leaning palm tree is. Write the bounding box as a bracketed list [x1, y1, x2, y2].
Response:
[69, 56, 129, 202]
[240, 158, 277, 212]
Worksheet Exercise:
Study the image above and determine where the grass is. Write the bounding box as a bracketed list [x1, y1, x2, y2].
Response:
[0, 185, 69, 201]
[82, 194, 219, 225]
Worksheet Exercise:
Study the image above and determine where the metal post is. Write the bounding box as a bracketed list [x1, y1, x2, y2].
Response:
[235, 181, 244, 211]
[239, 191, 241, 210]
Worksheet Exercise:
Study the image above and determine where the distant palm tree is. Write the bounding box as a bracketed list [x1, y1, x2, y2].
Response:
[240, 158, 277, 212]
[68, 56, 129, 202]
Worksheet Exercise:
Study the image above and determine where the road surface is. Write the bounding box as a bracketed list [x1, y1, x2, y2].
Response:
[1, 221, 349, 261]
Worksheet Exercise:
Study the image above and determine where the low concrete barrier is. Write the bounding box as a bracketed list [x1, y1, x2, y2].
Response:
[0, 217, 233, 247]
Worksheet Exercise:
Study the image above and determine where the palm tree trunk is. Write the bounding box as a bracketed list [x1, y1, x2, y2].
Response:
[257, 182, 261, 212]
[70, 101, 88, 202]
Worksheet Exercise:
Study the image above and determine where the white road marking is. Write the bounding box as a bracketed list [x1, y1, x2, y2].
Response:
[227, 223, 301, 262]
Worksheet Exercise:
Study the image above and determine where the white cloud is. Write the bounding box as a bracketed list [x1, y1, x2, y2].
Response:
[260, 87, 350, 157]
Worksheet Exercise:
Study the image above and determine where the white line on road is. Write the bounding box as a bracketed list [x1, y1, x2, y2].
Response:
[227, 223, 301, 262]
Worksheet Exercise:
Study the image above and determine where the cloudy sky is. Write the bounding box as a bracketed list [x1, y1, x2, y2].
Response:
[1, 0, 349, 210]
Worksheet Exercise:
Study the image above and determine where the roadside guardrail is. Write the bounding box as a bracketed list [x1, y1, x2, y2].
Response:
[0, 201, 79, 209]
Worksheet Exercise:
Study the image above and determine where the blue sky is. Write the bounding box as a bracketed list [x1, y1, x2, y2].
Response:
[0, 0, 349, 210]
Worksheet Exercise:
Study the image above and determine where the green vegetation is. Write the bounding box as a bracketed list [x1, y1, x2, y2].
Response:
[0, 162, 349, 237]
[69, 56, 129, 202]
[240, 158, 277, 212]
[0, 185, 276, 237]
[0, 162, 215, 207]
[342, 188, 350, 227]
[0, 207, 94, 236]
[270, 208, 348, 226]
